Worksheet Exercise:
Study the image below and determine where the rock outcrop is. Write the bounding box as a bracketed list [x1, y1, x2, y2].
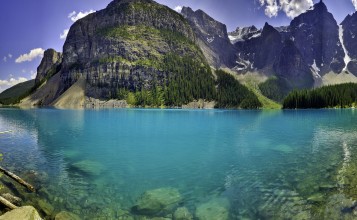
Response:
[131, 187, 182, 215]
[195, 198, 230, 220]
[0, 206, 42, 220]
[181, 7, 236, 68]
[35, 49, 62, 85]
[55, 211, 81, 220]
[173, 207, 193, 220]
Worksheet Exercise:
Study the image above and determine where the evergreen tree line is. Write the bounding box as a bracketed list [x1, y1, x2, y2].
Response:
[215, 70, 262, 109]
[283, 83, 357, 109]
[110, 65, 262, 109]
[258, 77, 287, 102]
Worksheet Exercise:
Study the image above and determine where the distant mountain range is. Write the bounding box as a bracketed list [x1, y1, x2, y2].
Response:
[1, 0, 357, 108]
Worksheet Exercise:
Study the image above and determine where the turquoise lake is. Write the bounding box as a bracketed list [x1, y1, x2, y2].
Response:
[1, 108, 357, 219]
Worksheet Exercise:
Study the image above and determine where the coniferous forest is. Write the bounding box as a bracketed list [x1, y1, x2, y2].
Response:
[283, 83, 357, 109]
[215, 70, 262, 109]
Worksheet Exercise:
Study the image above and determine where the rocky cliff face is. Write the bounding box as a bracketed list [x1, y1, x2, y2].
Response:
[234, 23, 283, 73]
[181, 6, 236, 68]
[232, 0, 348, 90]
[59, 0, 204, 99]
[253, 23, 283, 70]
[35, 49, 62, 85]
[274, 40, 314, 89]
[289, 1, 344, 75]
[341, 12, 357, 76]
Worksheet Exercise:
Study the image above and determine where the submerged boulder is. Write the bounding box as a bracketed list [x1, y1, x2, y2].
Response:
[71, 160, 105, 176]
[131, 187, 182, 215]
[55, 211, 81, 220]
[173, 207, 193, 220]
[195, 198, 230, 220]
[0, 206, 42, 220]
[1, 193, 22, 206]
[37, 199, 54, 216]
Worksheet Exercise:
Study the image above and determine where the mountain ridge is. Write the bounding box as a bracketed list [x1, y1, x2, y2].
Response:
[2, 0, 357, 108]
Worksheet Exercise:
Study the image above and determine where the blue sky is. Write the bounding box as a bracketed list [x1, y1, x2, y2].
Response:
[0, 0, 356, 92]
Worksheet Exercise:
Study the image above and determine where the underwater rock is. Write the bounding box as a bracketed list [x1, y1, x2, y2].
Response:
[0, 206, 42, 220]
[1, 193, 22, 206]
[55, 211, 81, 220]
[131, 187, 182, 215]
[37, 199, 54, 216]
[70, 160, 105, 176]
[38, 188, 53, 201]
[63, 150, 80, 160]
[324, 194, 356, 219]
[271, 144, 294, 153]
[117, 209, 134, 220]
[195, 198, 230, 220]
[173, 207, 193, 220]
[319, 184, 338, 191]
[134, 217, 171, 220]
[307, 193, 325, 203]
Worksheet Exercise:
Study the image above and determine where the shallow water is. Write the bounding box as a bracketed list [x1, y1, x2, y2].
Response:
[1, 108, 357, 219]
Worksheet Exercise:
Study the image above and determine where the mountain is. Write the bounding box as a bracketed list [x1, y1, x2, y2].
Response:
[225, 0, 356, 99]
[289, 0, 344, 76]
[5, 0, 357, 108]
[0, 80, 35, 105]
[341, 12, 357, 76]
[13, 0, 264, 109]
[20, 0, 219, 108]
[274, 40, 314, 89]
[35, 49, 62, 86]
[228, 26, 260, 44]
[234, 22, 284, 73]
[181, 6, 236, 68]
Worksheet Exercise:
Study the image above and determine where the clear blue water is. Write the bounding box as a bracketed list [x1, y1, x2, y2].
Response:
[1, 108, 357, 219]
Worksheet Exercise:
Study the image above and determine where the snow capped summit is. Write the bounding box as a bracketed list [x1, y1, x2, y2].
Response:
[228, 26, 261, 44]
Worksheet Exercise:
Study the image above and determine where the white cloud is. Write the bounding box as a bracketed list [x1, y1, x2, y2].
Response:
[3, 54, 13, 62]
[0, 77, 28, 93]
[60, 29, 69, 40]
[353, 0, 357, 10]
[68, 10, 95, 22]
[265, 0, 279, 17]
[174, 6, 183, 13]
[68, 11, 76, 18]
[15, 48, 45, 63]
[59, 10, 95, 40]
[259, 0, 313, 19]
[280, 0, 313, 19]
[30, 71, 37, 79]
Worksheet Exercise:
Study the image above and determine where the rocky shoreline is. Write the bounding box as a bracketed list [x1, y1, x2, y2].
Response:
[0, 169, 229, 220]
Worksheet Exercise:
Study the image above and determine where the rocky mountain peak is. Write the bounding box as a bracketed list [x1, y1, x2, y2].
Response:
[228, 26, 260, 44]
[314, 0, 328, 12]
[35, 49, 62, 85]
[181, 6, 236, 68]
[107, 0, 153, 8]
[289, 0, 344, 75]
[261, 22, 278, 36]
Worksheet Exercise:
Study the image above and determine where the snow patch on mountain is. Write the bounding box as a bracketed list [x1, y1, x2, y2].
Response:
[228, 26, 260, 44]
[311, 60, 321, 78]
[339, 25, 352, 72]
